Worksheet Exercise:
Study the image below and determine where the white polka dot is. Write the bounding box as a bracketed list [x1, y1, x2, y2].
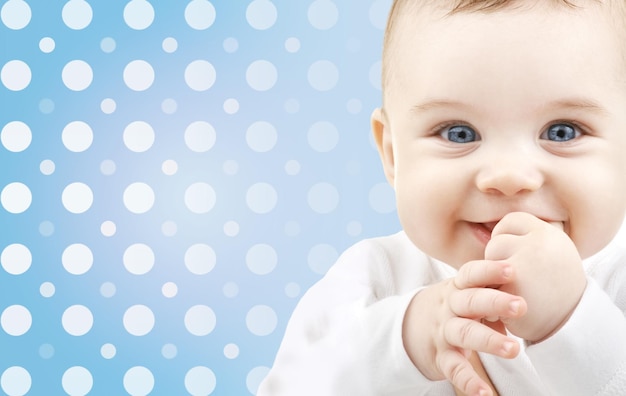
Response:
[185, 366, 216, 396]
[246, 121, 277, 152]
[124, 60, 155, 91]
[123, 366, 154, 396]
[100, 282, 116, 298]
[39, 220, 54, 236]
[162, 37, 178, 53]
[62, 305, 93, 336]
[101, 221, 116, 237]
[284, 98, 300, 113]
[308, 0, 338, 30]
[123, 244, 154, 275]
[185, 0, 216, 30]
[61, 183, 93, 214]
[162, 220, 177, 236]
[284, 160, 301, 176]
[124, 0, 155, 30]
[308, 60, 338, 91]
[285, 37, 300, 53]
[308, 243, 339, 275]
[185, 244, 216, 275]
[246, 244, 277, 275]
[284, 221, 300, 236]
[347, 220, 362, 236]
[62, 60, 93, 91]
[100, 37, 116, 53]
[40, 282, 55, 298]
[308, 121, 339, 152]
[223, 98, 239, 114]
[223, 282, 239, 298]
[285, 282, 301, 298]
[101, 343, 116, 359]
[1, 60, 31, 91]
[1, 366, 31, 396]
[370, 0, 392, 30]
[62, 366, 93, 396]
[1, 243, 32, 276]
[39, 344, 54, 359]
[224, 343, 239, 359]
[246, 60, 277, 91]
[246, 183, 277, 214]
[40, 160, 55, 175]
[185, 60, 216, 91]
[223, 37, 238, 53]
[185, 182, 216, 214]
[223, 220, 240, 237]
[123, 183, 155, 214]
[369, 60, 382, 91]
[162, 282, 178, 298]
[40, 37, 56, 53]
[162, 344, 177, 359]
[246, 305, 277, 336]
[369, 182, 396, 213]
[222, 160, 239, 175]
[247, 367, 270, 395]
[39, 98, 54, 114]
[347, 98, 362, 114]
[1, 0, 31, 30]
[100, 98, 116, 114]
[123, 305, 155, 336]
[161, 98, 177, 114]
[1, 305, 31, 336]
[62, 0, 93, 30]
[307, 182, 339, 214]
[100, 159, 116, 175]
[184, 305, 216, 336]
[1, 182, 32, 214]
[62, 244, 93, 275]
[246, 0, 277, 30]
[37, 99, 56, 115]
[185, 121, 216, 152]
[62, 121, 93, 152]
[162, 159, 178, 175]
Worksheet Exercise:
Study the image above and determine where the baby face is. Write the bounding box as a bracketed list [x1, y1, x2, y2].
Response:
[373, 2, 626, 268]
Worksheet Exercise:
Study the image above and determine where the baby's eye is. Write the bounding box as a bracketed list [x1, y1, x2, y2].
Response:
[441, 125, 479, 143]
[541, 123, 580, 142]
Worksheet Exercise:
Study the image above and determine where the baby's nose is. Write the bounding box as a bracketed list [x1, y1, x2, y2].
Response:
[475, 155, 544, 196]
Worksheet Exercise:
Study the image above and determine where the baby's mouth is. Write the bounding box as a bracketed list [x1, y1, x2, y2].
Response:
[482, 221, 499, 234]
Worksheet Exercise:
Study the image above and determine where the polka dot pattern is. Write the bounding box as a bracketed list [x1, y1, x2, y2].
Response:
[1, 1, 398, 394]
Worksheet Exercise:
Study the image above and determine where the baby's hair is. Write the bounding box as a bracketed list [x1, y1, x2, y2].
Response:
[381, 0, 626, 106]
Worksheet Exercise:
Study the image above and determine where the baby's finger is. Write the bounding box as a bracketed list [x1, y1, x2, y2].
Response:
[437, 349, 492, 396]
[449, 288, 526, 320]
[454, 260, 514, 289]
[444, 317, 520, 359]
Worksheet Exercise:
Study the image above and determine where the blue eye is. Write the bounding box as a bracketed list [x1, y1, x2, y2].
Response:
[542, 123, 579, 142]
[442, 125, 479, 143]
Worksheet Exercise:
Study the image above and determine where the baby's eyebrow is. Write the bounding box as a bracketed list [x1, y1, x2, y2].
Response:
[410, 97, 608, 115]
[546, 98, 608, 115]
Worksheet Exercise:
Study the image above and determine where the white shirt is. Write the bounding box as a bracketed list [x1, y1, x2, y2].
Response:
[259, 221, 626, 395]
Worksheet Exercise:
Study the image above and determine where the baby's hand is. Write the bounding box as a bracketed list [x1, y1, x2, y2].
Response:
[485, 212, 587, 342]
[403, 260, 526, 396]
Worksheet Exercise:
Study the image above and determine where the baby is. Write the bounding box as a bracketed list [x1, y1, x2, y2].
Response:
[258, 1, 626, 395]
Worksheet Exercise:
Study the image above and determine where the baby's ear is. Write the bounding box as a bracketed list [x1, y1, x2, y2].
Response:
[371, 108, 396, 188]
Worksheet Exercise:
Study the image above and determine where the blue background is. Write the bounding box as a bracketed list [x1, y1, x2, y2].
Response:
[0, 0, 399, 394]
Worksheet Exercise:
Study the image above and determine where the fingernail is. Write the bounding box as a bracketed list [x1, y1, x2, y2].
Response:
[502, 341, 515, 354]
[478, 388, 490, 396]
[509, 300, 520, 314]
[502, 265, 512, 278]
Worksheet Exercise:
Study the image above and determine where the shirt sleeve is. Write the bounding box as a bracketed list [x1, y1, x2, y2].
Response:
[257, 237, 452, 396]
[525, 279, 626, 395]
